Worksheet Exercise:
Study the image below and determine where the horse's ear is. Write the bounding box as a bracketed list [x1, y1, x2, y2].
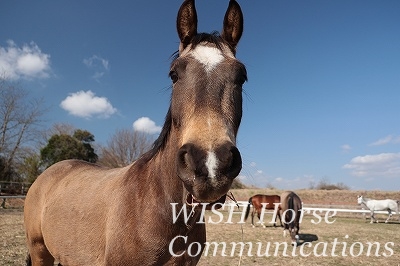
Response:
[221, 0, 243, 52]
[177, 0, 197, 52]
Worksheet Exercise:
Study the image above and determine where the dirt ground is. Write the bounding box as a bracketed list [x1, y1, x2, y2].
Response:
[1, 189, 399, 265]
[0, 210, 26, 265]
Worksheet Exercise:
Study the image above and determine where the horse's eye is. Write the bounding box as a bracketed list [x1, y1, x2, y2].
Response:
[169, 71, 179, 83]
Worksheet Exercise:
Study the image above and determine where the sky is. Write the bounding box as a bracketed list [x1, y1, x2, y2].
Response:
[1, 0, 399, 191]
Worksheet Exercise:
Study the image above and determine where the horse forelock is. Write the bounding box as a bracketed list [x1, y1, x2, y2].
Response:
[191, 32, 226, 50]
[172, 32, 236, 60]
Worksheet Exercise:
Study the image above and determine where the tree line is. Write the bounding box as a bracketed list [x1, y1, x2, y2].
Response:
[1, 76, 246, 190]
[0, 77, 153, 184]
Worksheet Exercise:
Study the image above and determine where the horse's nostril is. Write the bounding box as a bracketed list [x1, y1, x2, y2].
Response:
[178, 148, 188, 168]
[213, 144, 241, 179]
[227, 146, 242, 178]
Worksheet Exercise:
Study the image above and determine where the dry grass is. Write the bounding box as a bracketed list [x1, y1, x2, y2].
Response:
[0, 210, 26, 265]
[229, 189, 400, 205]
[1, 189, 399, 265]
[198, 211, 400, 266]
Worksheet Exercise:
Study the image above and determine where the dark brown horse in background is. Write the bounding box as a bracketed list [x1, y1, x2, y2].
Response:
[244, 194, 283, 228]
[24, 0, 246, 265]
[281, 191, 302, 246]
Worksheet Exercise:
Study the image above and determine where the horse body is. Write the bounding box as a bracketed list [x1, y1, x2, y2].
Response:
[244, 194, 282, 228]
[24, 1, 245, 265]
[280, 191, 302, 246]
[25, 159, 194, 265]
[357, 195, 400, 224]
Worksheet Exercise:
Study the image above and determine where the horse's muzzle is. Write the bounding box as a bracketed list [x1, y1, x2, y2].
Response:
[177, 142, 242, 202]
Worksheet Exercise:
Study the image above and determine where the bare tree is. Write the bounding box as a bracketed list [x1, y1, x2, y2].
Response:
[0, 77, 46, 181]
[38, 123, 77, 148]
[98, 129, 152, 168]
[14, 147, 41, 183]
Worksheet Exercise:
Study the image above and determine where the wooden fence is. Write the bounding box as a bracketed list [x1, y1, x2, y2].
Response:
[0, 181, 31, 196]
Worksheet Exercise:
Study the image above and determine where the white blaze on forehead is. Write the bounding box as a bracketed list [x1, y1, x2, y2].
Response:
[192, 45, 224, 72]
[205, 151, 219, 179]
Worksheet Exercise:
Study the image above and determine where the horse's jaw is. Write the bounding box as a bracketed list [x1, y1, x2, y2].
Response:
[178, 170, 234, 205]
[185, 193, 226, 210]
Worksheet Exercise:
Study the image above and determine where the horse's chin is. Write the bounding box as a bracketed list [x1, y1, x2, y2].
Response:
[181, 176, 232, 205]
[185, 193, 227, 210]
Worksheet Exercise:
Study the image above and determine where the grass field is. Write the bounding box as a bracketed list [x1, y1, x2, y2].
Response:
[1, 189, 400, 265]
[198, 211, 400, 266]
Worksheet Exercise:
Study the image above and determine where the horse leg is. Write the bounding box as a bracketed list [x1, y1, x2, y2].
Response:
[26, 243, 55, 266]
[257, 210, 265, 228]
[273, 210, 282, 227]
[385, 210, 392, 223]
[283, 224, 288, 237]
[272, 211, 278, 227]
[290, 228, 298, 246]
[278, 212, 283, 227]
[370, 211, 376, 223]
[26, 254, 31, 266]
[397, 201, 400, 221]
[251, 209, 255, 228]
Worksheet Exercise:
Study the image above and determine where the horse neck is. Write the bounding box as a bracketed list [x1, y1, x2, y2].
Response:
[362, 198, 371, 204]
[128, 128, 185, 205]
[361, 198, 371, 209]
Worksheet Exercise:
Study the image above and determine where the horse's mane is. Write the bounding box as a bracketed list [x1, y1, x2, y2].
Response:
[137, 107, 172, 164]
[363, 196, 372, 201]
[137, 32, 230, 165]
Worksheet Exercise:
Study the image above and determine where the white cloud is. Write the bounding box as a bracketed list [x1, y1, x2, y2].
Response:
[60, 90, 117, 119]
[133, 117, 162, 134]
[0, 40, 51, 80]
[369, 135, 400, 146]
[343, 153, 400, 177]
[83, 55, 109, 81]
[341, 144, 352, 153]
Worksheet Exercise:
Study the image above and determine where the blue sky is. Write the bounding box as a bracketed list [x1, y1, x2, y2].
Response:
[1, 0, 399, 191]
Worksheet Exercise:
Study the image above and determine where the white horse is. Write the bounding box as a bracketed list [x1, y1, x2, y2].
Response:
[357, 195, 400, 223]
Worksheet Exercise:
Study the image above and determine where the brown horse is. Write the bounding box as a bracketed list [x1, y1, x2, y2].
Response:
[24, 1, 245, 265]
[280, 191, 302, 246]
[244, 194, 282, 228]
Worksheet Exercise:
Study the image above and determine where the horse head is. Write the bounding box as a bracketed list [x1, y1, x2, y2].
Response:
[171, 0, 245, 203]
[357, 195, 364, 204]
